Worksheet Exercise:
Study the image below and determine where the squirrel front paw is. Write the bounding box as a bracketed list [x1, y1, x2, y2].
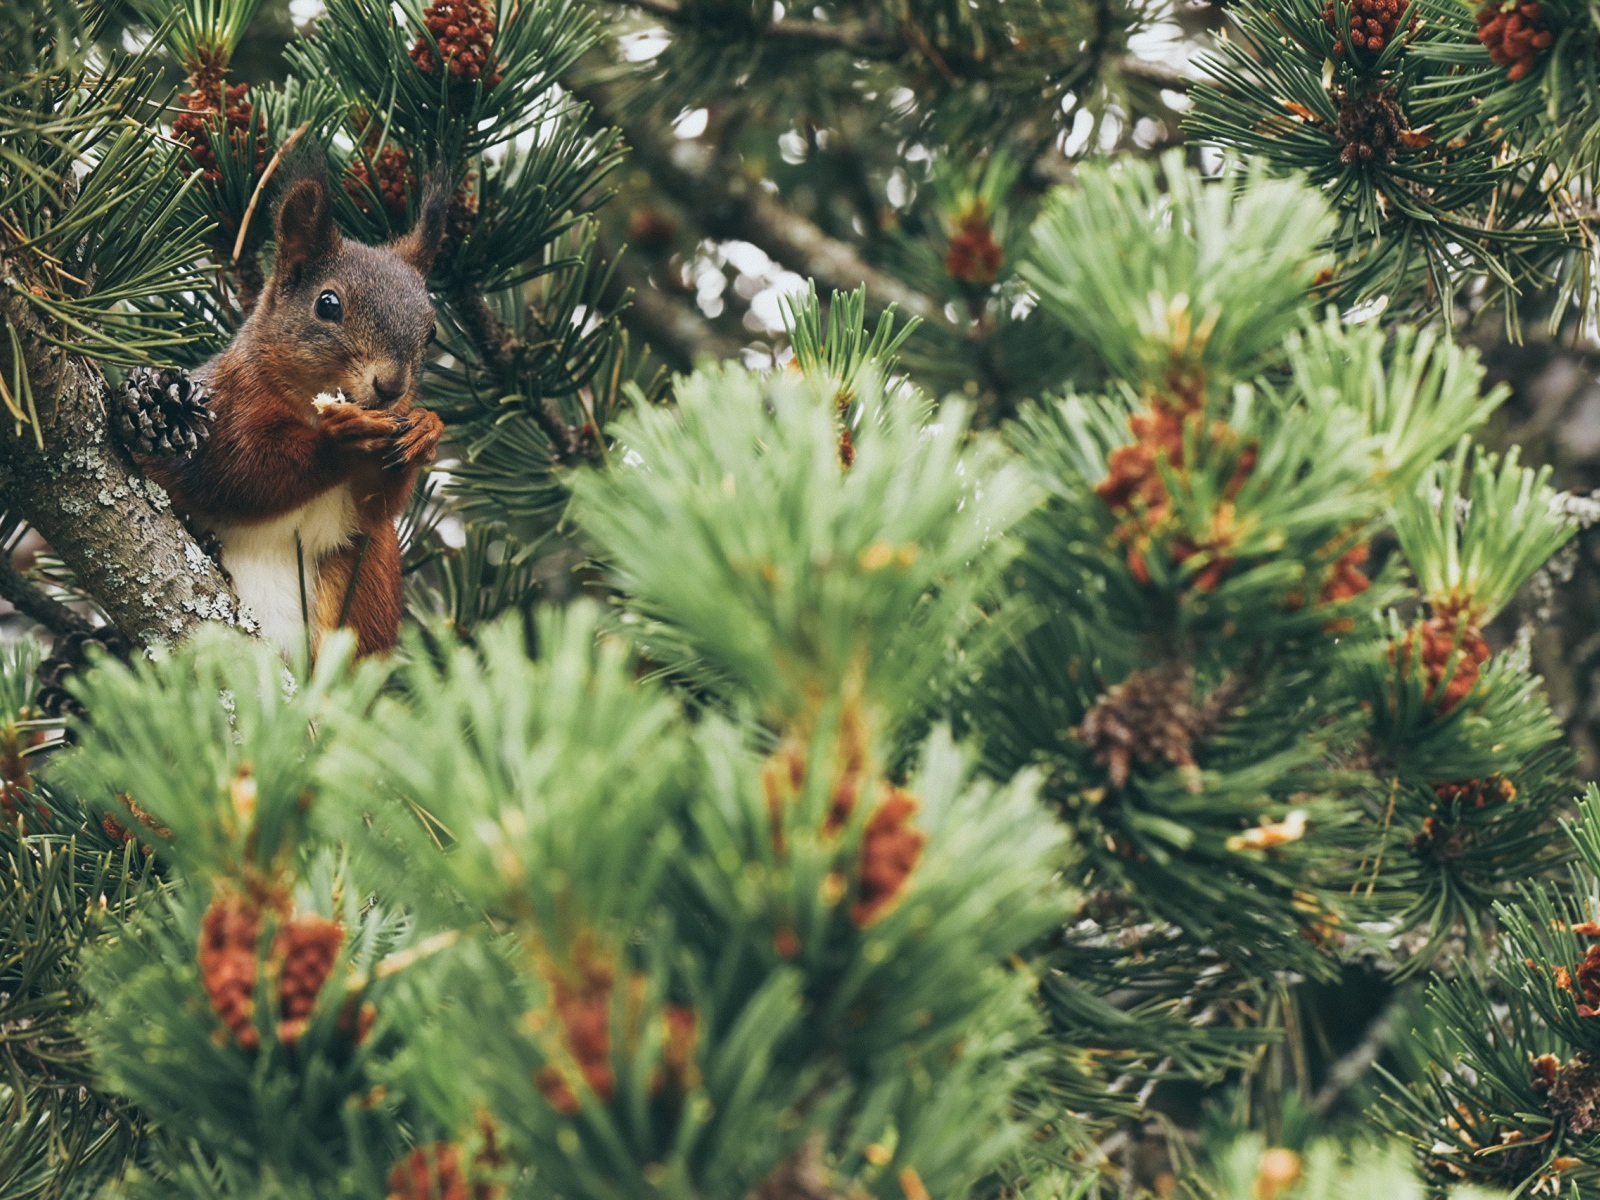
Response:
[318, 403, 404, 456]
[113, 367, 214, 458]
[384, 408, 444, 472]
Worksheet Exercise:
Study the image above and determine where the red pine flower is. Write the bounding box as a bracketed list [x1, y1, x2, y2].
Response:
[1323, 0, 1412, 56]
[1392, 614, 1491, 714]
[171, 83, 265, 185]
[537, 938, 616, 1111]
[945, 202, 1004, 286]
[198, 892, 263, 1050]
[346, 144, 416, 220]
[411, 0, 504, 88]
[1476, 0, 1555, 80]
[273, 915, 344, 1044]
[851, 789, 926, 927]
[387, 1144, 469, 1200]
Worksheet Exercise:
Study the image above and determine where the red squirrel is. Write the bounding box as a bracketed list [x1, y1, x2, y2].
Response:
[144, 176, 447, 658]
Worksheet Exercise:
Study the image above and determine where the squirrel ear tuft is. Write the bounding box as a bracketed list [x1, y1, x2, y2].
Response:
[273, 177, 341, 289]
[394, 185, 450, 275]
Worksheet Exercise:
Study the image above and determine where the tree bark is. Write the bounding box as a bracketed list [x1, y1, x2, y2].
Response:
[0, 283, 244, 648]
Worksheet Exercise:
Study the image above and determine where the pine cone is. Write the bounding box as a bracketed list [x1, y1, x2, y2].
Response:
[34, 625, 133, 720]
[273, 915, 344, 1044]
[199, 892, 264, 1050]
[1538, 1053, 1600, 1134]
[113, 366, 214, 459]
[172, 83, 266, 185]
[346, 144, 416, 220]
[537, 938, 616, 1111]
[1075, 662, 1228, 792]
[1391, 613, 1490, 713]
[1406, 815, 1466, 864]
[1432, 775, 1517, 807]
[1336, 89, 1405, 165]
[945, 202, 1004, 286]
[101, 795, 171, 855]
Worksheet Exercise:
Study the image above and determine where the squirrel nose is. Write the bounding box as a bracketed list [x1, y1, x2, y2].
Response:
[371, 370, 407, 406]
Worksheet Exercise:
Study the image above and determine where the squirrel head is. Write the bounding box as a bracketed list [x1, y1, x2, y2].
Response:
[248, 176, 449, 410]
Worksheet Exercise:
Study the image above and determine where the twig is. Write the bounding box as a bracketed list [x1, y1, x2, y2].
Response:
[600, 236, 743, 371]
[623, 0, 1190, 94]
[1114, 55, 1200, 91]
[1361, 775, 1400, 897]
[898, 8, 960, 86]
[449, 284, 592, 461]
[232, 120, 312, 263]
[1309, 997, 1400, 1115]
[0, 556, 92, 638]
[570, 77, 942, 323]
[626, 0, 895, 53]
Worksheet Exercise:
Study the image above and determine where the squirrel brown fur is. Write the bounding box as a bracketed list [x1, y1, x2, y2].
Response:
[144, 175, 448, 658]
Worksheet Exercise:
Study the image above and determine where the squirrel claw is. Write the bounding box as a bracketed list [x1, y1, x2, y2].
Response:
[378, 408, 443, 472]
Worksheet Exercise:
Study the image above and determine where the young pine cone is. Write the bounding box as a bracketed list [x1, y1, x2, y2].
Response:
[113, 366, 214, 458]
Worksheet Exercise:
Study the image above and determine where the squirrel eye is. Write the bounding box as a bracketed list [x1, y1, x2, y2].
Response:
[427, 323, 438, 345]
[314, 290, 342, 322]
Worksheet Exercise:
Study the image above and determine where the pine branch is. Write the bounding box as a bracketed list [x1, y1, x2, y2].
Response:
[1115, 55, 1198, 91]
[0, 553, 92, 638]
[0, 282, 242, 647]
[1309, 995, 1400, 1116]
[601, 238, 744, 371]
[624, 0, 896, 52]
[617, 0, 1190, 94]
[446, 282, 597, 463]
[572, 79, 943, 323]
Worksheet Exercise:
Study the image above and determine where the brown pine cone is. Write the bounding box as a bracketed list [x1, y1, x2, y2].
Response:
[1336, 89, 1404, 165]
[34, 625, 133, 721]
[112, 366, 214, 459]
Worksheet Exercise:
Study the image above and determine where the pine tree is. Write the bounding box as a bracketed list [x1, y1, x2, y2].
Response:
[3, 0, 1600, 1195]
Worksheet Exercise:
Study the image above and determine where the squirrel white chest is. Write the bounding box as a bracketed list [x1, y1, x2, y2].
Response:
[210, 485, 360, 654]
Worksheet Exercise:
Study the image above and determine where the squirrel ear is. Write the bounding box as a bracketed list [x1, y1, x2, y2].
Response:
[273, 178, 340, 289]
[394, 186, 450, 275]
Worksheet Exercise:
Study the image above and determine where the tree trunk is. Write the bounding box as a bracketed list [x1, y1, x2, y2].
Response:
[0, 284, 243, 648]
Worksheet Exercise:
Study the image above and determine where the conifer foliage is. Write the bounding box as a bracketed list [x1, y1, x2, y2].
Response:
[2, 0, 1600, 1196]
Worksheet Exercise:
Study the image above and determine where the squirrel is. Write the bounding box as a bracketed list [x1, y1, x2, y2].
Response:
[140, 175, 448, 658]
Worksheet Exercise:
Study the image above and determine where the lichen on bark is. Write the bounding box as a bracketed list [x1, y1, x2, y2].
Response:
[0, 283, 245, 648]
